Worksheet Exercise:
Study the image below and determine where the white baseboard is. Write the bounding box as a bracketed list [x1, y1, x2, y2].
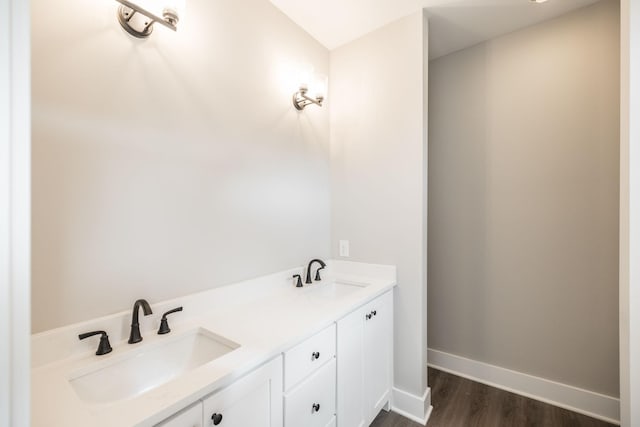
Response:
[391, 386, 432, 425]
[428, 349, 620, 425]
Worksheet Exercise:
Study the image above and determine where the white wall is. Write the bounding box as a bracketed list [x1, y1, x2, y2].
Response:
[620, 0, 640, 424]
[31, 0, 331, 332]
[428, 0, 619, 397]
[0, 0, 31, 425]
[329, 11, 429, 418]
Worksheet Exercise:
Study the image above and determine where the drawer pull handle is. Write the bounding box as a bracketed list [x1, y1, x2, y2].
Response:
[312, 403, 321, 413]
[366, 313, 372, 320]
[211, 413, 223, 425]
[312, 351, 320, 360]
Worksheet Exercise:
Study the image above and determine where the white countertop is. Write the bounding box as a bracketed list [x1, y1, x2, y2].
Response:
[31, 260, 396, 427]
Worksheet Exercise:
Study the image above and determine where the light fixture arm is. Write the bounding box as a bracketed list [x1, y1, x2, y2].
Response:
[115, 0, 179, 38]
[293, 86, 324, 110]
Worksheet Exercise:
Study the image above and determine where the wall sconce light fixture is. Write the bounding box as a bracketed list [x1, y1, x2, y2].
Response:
[114, 0, 185, 38]
[292, 73, 327, 111]
[293, 85, 324, 110]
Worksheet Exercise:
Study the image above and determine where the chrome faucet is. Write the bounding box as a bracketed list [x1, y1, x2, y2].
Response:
[128, 299, 153, 344]
[305, 259, 327, 284]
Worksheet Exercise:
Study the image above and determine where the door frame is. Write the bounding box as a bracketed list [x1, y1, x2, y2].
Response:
[0, 0, 31, 426]
[619, 1, 640, 426]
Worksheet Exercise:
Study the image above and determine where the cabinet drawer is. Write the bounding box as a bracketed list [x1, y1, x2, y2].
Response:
[284, 359, 336, 427]
[284, 324, 336, 390]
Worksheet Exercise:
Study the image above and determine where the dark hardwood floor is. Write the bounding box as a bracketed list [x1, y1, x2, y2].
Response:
[370, 368, 616, 427]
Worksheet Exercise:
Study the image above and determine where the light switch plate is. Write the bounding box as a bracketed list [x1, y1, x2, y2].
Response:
[339, 240, 350, 257]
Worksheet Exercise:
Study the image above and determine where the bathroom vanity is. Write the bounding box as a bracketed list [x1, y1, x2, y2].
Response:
[31, 261, 396, 427]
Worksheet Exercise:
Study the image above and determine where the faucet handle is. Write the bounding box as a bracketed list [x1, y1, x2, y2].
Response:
[158, 307, 183, 335]
[314, 266, 325, 281]
[293, 274, 303, 288]
[78, 330, 113, 356]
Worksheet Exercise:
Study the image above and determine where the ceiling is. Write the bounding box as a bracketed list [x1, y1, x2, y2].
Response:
[269, 0, 602, 59]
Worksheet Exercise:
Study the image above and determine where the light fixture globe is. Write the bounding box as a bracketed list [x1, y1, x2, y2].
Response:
[162, 7, 179, 26]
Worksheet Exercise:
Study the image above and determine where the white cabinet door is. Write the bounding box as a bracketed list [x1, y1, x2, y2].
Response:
[336, 307, 366, 427]
[156, 402, 203, 427]
[202, 356, 283, 427]
[337, 290, 393, 427]
[363, 291, 393, 424]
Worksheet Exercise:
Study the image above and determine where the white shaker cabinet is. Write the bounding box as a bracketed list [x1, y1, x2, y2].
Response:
[337, 290, 393, 427]
[336, 308, 366, 427]
[284, 359, 336, 427]
[155, 287, 395, 427]
[363, 291, 393, 422]
[156, 356, 283, 427]
[284, 324, 336, 390]
[202, 356, 283, 427]
[283, 324, 337, 427]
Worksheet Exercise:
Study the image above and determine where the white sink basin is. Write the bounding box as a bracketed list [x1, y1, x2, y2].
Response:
[306, 280, 369, 299]
[69, 328, 240, 404]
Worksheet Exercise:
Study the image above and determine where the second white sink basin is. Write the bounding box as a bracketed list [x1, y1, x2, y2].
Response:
[69, 328, 239, 404]
[306, 280, 369, 299]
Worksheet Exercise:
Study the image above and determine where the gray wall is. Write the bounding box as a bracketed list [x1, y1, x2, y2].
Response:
[330, 12, 429, 401]
[31, 0, 330, 332]
[428, 0, 620, 397]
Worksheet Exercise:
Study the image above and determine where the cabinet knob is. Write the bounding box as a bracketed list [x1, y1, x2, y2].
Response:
[311, 351, 320, 360]
[372, 310, 377, 316]
[211, 413, 223, 425]
[366, 313, 372, 320]
[312, 403, 320, 413]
